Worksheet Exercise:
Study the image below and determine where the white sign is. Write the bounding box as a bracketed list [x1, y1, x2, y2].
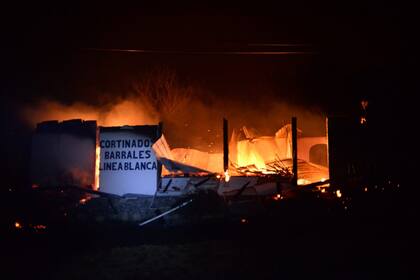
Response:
[99, 130, 158, 196]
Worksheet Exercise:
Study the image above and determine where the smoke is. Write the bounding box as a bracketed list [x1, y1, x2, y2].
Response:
[21, 68, 327, 152]
[160, 95, 327, 152]
[21, 98, 159, 127]
[20, 67, 192, 128]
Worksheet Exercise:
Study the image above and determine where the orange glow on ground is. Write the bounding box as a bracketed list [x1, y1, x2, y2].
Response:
[32, 224, 47, 230]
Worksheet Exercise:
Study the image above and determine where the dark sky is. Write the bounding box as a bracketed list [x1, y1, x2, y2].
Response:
[0, 3, 408, 186]
[2, 3, 404, 107]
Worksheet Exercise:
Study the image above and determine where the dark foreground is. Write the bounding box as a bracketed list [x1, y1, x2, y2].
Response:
[1, 180, 418, 279]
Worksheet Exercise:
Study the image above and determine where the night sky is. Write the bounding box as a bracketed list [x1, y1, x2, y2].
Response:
[0, 3, 408, 188]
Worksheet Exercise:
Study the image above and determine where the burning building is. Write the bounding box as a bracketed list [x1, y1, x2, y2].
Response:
[30, 118, 329, 198]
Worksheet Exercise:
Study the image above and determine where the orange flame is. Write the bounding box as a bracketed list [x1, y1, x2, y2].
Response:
[224, 170, 230, 182]
[94, 145, 100, 191]
[236, 140, 267, 170]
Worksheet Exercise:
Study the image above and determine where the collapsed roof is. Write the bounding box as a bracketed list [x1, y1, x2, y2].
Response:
[153, 124, 329, 184]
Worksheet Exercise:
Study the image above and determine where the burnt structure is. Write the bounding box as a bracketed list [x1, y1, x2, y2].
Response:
[30, 119, 97, 188]
[30, 120, 162, 196]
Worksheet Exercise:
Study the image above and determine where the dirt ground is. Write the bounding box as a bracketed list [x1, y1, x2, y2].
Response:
[1, 181, 418, 279]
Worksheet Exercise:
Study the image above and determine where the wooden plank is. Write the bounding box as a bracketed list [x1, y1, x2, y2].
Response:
[292, 117, 298, 186]
[223, 118, 229, 171]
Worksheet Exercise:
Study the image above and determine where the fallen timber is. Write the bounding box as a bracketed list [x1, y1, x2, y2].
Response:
[22, 165, 330, 230]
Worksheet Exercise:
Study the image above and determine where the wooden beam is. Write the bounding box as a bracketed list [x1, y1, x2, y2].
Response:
[223, 118, 229, 171]
[292, 117, 298, 186]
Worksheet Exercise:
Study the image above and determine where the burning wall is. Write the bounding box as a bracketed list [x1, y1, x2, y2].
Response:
[30, 117, 329, 198]
[155, 124, 329, 185]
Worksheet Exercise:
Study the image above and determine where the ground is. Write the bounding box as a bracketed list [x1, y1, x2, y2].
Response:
[1, 180, 418, 279]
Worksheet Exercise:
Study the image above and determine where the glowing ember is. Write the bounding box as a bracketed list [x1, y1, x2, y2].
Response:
[360, 117, 367, 125]
[224, 170, 230, 182]
[321, 188, 326, 193]
[273, 193, 283, 200]
[34, 225, 46, 229]
[32, 224, 47, 231]
[361, 100, 369, 110]
[94, 145, 100, 191]
[336, 189, 342, 198]
[297, 178, 310, 185]
[14, 222, 22, 229]
[79, 197, 91, 205]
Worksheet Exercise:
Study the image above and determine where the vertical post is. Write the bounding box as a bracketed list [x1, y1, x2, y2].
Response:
[156, 122, 163, 191]
[292, 117, 298, 186]
[158, 122, 163, 138]
[94, 123, 100, 191]
[223, 118, 229, 171]
[326, 117, 330, 176]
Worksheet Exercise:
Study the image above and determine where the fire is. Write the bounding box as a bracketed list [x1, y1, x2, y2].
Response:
[361, 100, 369, 110]
[14, 221, 22, 229]
[229, 125, 329, 183]
[224, 170, 230, 182]
[79, 197, 89, 205]
[94, 145, 100, 191]
[79, 195, 92, 205]
[33, 224, 47, 230]
[360, 117, 367, 125]
[336, 189, 342, 198]
[297, 178, 310, 185]
[273, 193, 283, 200]
[237, 140, 267, 170]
